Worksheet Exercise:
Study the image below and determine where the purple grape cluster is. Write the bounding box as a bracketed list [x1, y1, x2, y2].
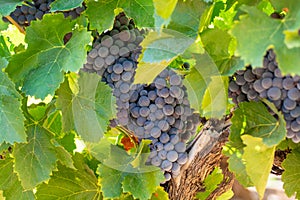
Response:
[127, 69, 201, 180]
[2, 0, 84, 27]
[82, 13, 201, 181]
[229, 49, 300, 143]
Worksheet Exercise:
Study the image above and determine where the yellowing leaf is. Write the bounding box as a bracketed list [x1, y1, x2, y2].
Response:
[241, 135, 275, 199]
[153, 0, 178, 19]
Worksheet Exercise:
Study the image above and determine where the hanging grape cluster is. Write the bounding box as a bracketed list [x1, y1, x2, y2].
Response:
[2, 0, 85, 27]
[82, 13, 201, 181]
[229, 50, 300, 143]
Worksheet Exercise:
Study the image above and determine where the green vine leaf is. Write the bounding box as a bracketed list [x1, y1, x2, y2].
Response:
[223, 143, 253, 187]
[230, 101, 286, 147]
[6, 13, 91, 99]
[56, 74, 76, 132]
[50, 0, 84, 11]
[0, 0, 22, 16]
[86, 0, 154, 32]
[284, 30, 300, 48]
[150, 186, 169, 200]
[122, 170, 164, 200]
[230, 5, 300, 75]
[13, 124, 57, 190]
[195, 167, 224, 199]
[282, 148, 300, 199]
[168, 0, 209, 37]
[200, 28, 244, 75]
[201, 76, 228, 118]
[0, 158, 35, 200]
[72, 71, 116, 142]
[270, 0, 300, 31]
[97, 144, 164, 199]
[242, 135, 275, 199]
[0, 70, 25, 144]
[183, 49, 218, 114]
[36, 153, 102, 200]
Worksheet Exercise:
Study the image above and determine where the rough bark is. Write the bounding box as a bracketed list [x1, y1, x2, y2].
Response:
[167, 118, 234, 200]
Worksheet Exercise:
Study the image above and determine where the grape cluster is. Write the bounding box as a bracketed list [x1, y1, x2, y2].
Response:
[2, 0, 84, 27]
[229, 49, 300, 143]
[82, 13, 201, 180]
[128, 69, 201, 180]
[82, 13, 144, 126]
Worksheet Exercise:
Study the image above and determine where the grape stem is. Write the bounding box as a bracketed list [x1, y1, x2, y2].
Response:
[4, 16, 26, 34]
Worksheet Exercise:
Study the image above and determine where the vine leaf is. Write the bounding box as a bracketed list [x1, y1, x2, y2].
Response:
[86, 0, 154, 33]
[153, 0, 178, 28]
[0, 158, 35, 200]
[97, 165, 124, 198]
[230, 101, 286, 147]
[36, 153, 102, 200]
[56, 74, 76, 132]
[282, 148, 300, 199]
[122, 170, 164, 200]
[0, 70, 26, 144]
[55, 146, 75, 169]
[150, 186, 169, 200]
[284, 30, 300, 48]
[72, 71, 116, 142]
[50, 0, 84, 11]
[168, 0, 209, 37]
[6, 13, 91, 99]
[195, 167, 224, 199]
[270, 0, 300, 31]
[242, 135, 275, 199]
[97, 144, 164, 199]
[201, 76, 228, 118]
[200, 28, 244, 76]
[183, 48, 218, 114]
[230, 5, 300, 74]
[0, 0, 22, 16]
[135, 29, 194, 84]
[153, 0, 177, 20]
[223, 144, 253, 187]
[13, 124, 57, 190]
